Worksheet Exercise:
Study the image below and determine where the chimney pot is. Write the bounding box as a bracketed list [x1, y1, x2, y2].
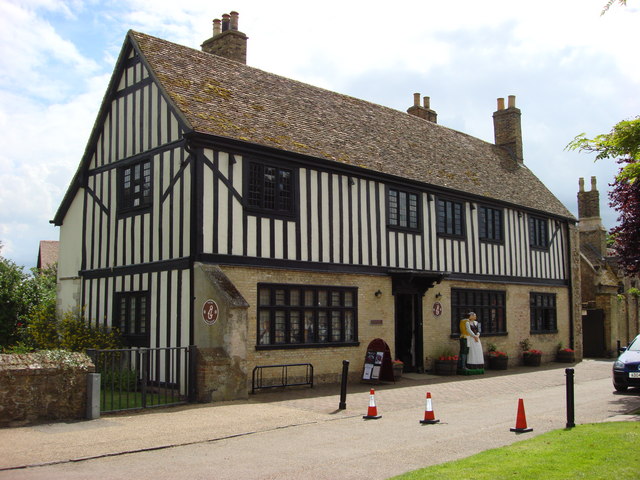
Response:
[497, 98, 505, 110]
[413, 93, 420, 107]
[591, 176, 597, 191]
[230, 11, 239, 30]
[202, 12, 248, 64]
[508, 95, 516, 108]
[423, 96, 430, 109]
[579, 177, 585, 192]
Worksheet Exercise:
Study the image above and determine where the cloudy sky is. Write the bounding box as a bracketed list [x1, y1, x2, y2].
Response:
[0, 0, 638, 268]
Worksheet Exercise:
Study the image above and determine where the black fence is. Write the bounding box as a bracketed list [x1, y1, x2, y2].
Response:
[87, 346, 196, 413]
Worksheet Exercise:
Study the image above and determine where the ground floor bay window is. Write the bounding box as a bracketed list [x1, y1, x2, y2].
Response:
[256, 284, 358, 348]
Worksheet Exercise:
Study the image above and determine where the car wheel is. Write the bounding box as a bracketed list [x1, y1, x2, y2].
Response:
[614, 383, 628, 392]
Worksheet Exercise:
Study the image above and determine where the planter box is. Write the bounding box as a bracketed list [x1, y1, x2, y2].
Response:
[393, 365, 403, 380]
[556, 351, 575, 363]
[488, 356, 509, 370]
[523, 354, 541, 366]
[433, 360, 457, 375]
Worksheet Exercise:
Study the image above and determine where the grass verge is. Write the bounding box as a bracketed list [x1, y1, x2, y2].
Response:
[390, 422, 639, 480]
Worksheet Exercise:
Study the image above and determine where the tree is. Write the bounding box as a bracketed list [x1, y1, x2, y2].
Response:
[601, 0, 628, 15]
[567, 118, 640, 275]
[0, 242, 58, 349]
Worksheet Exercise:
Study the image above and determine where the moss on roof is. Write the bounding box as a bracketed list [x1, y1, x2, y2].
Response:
[131, 30, 573, 219]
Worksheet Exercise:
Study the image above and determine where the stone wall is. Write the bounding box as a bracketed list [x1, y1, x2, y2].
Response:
[0, 351, 94, 428]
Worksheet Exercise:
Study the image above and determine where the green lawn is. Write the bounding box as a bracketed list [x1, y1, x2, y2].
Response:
[390, 422, 640, 480]
[101, 390, 183, 411]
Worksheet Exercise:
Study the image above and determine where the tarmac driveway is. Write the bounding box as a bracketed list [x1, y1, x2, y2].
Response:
[1, 359, 639, 479]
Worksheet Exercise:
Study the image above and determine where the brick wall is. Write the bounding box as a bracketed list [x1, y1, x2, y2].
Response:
[0, 352, 94, 428]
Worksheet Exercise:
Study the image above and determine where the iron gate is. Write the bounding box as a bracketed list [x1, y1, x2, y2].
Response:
[87, 346, 196, 413]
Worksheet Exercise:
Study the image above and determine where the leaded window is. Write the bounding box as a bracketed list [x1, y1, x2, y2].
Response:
[388, 188, 420, 230]
[257, 284, 357, 348]
[114, 291, 150, 347]
[530, 292, 557, 333]
[119, 159, 152, 213]
[247, 161, 294, 216]
[451, 288, 506, 335]
[437, 198, 464, 237]
[478, 206, 503, 242]
[528, 216, 549, 249]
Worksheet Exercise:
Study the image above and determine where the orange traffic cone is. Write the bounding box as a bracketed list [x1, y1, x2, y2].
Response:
[510, 398, 533, 433]
[420, 392, 440, 424]
[363, 388, 381, 419]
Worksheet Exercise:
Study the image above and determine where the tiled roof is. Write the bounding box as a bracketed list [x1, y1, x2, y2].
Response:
[131, 31, 573, 219]
[37, 240, 59, 269]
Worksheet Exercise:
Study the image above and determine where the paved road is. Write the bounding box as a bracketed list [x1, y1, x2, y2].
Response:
[1, 359, 639, 479]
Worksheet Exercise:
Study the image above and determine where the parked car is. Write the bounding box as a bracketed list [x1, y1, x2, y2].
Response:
[613, 333, 640, 392]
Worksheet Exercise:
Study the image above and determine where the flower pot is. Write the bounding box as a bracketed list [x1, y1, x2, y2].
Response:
[488, 356, 509, 370]
[393, 365, 403, 380]
[556, 351, 575, 363]
[433, 359, 457, 375]
[523, 354, 541, 366]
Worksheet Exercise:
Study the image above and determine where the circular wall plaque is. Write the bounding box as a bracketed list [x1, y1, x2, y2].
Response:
[202, 299, 219, 326]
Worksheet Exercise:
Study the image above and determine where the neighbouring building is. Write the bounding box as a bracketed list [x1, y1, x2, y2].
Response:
[52, 12, 581, 401]
[578, 177, 639, 357]
[37, 240, 59, 270]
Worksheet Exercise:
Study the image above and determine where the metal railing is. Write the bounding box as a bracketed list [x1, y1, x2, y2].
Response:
[87, 346, 196, 413]
[251, 363, 313, 394]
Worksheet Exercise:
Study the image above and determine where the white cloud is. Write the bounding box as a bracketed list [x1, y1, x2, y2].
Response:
[0, 0, 638, 267]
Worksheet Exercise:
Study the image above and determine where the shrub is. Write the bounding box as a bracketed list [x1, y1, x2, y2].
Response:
[25, 308, 121, 352]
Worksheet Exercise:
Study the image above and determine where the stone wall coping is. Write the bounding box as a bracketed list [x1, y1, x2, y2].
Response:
[0, 351, 95, 373]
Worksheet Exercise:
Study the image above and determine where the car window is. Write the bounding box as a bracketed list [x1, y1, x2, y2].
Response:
[628, 337, 640, 352]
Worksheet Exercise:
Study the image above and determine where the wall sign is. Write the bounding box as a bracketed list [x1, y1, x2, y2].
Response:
[432, 302, 443, 317]
[202, 299, 219, 326]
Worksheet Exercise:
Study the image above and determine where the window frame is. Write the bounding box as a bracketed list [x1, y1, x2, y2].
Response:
[478, 205, 504, 243]
[451, 288, 507, 336]
[528, 215, 549, 250]
[113, 291, 150, 347]
[118, 158, 153, 216]
[436, 197, 465, 238]
[245, 159, 296, 218]
[256, 283, 359, 349]
[530, 292, 557, 334]
[387, 187, 421, 231]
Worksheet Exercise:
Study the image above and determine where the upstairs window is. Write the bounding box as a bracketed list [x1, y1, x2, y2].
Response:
[437, 198, 464, 237]
[119, 159, 152, 214]
[247, 161, 294, 216]
[529, 216, 548, 249]
[114, 291, 150, 347]
[388, 188, 420, 230]
[478, 206, 503, 243]
[530, 292, 557, 333]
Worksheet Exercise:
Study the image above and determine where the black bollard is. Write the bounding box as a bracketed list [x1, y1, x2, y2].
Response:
[339, 360, 349, 410]
[565, 368, 575, 428]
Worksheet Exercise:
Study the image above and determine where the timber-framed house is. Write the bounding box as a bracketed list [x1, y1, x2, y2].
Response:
[53, 12, 581, 400]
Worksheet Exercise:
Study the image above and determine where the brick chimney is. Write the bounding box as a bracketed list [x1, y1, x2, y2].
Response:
[201, 11, 248, 63]
[407, 93, 437, 123]
[493, 95, 523, 164]
[578, 176, 607, 257]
